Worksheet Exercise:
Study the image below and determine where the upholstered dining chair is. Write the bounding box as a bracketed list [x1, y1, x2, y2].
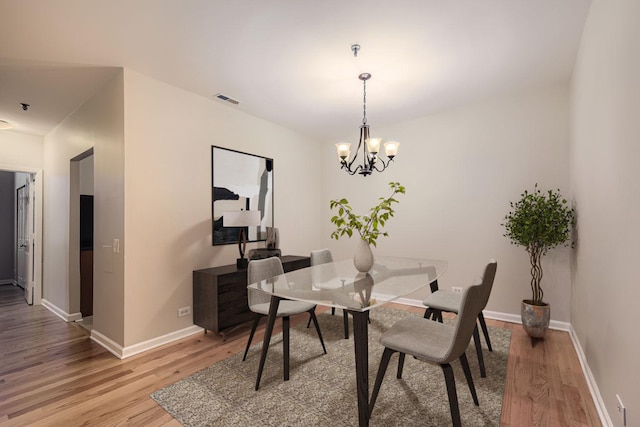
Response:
[422, 259, 498, 378]
[309, 249, 350, 339]
[242, 257, 327, 378]
[369, 260, 498, 427]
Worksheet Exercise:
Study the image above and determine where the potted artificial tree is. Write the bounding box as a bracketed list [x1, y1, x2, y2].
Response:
[503, 184, 575, 338]
[330, 181, 405, 272]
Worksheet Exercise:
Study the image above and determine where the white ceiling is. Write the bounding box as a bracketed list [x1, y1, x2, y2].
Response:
[0, 0, 591, 139]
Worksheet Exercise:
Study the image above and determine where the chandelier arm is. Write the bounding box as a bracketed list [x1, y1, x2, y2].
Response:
[343, 163, 363, 175]
[346, 126, 366, 170]
[370, 159, 388, 173]
[346, 141, 361, 170]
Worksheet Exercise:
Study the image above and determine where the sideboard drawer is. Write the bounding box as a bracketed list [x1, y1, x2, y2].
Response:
[193, 255, 310, 335]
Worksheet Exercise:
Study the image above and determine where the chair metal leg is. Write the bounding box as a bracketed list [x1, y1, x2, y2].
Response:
[370, 347, 395, 416]
[459, 352, 479, 405]
[397, 352, 406, 379]
[441, 363, 462, 427]
[423, 307, 444, 323]
[478, 312, 492, 351]
[306, 315, 312, 328]
[472, 325, 486, 378]
[308, 308, 327, 354]
[283, 316, 290, 381]
[429, 279, 439, 293]
[242, 314, 261, 361]
[331, 307, 336, 315]
[343, 311, 349, 339]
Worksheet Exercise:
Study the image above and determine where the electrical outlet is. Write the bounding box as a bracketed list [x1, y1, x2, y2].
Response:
[452, 286, 463, 293]
[177, 306, 191, 318]
[616, 394, 626, 426]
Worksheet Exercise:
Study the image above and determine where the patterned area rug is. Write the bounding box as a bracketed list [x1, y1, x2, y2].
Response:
[151, 307, 510, 426]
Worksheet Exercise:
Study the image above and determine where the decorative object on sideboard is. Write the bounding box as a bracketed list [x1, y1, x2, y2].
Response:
[211, 146, 274, 245]
[248, 226, 281, 259]
[248, 248, 282, 260]
[329, 181, 406, 272]
[223, 210, 261, 269]
[334, 44, 400, 177]
[266, 226, 279, 249]
[502, 184, 575, 338]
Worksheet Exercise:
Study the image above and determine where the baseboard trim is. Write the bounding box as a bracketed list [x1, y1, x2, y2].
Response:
[41, 299, 83, 322]
[90, 329, 124, 359]
[482, 310, 572, 332]
[569, 325, 614, 427]
[0, 279, 17, 286]
[91, 325, 204, 360]
[121, 325, 204, 359]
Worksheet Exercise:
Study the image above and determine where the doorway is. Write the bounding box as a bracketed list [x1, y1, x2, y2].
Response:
[0, 168, 42, 305]
[69, 148, 94, 330]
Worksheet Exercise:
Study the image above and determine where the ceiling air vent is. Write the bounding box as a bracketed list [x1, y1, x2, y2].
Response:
[214, 93, 240, 105]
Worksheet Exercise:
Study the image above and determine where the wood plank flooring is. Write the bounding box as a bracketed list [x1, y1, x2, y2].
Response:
[0, 284, 601, 426]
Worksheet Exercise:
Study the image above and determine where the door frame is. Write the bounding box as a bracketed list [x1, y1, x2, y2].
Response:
[1, 165, 43, 305]
[69, 148, 94, 319]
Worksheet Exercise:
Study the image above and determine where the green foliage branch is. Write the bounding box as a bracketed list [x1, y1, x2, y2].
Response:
[330, 182, 405, 247]
[502, 184, 575, 305]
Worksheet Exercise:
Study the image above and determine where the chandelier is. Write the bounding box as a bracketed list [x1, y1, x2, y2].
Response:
[336, 47, 399, 176]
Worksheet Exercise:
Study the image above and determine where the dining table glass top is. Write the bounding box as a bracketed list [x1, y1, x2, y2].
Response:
[247, 256, 448, 312]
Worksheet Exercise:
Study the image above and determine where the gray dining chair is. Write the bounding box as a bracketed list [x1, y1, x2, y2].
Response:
[309, 249, 350, 339]
[242, 257, 327, 375]
[369, 260, 498, 427]
[422, 259, 498, 378]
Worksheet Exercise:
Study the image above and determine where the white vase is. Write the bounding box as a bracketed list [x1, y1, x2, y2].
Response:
[353, 239, 374, 272]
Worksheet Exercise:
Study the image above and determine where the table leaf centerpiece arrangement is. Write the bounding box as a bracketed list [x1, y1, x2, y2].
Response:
[330, 181, 405, 272]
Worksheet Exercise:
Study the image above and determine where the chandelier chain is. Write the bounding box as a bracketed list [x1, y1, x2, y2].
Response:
[362, 79, 367, 125]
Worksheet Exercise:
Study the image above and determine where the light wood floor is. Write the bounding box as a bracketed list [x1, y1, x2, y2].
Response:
[0, 284, 601, 426]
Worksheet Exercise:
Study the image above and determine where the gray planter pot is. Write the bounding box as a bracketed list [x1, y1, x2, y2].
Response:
[521, 300, 550, 338]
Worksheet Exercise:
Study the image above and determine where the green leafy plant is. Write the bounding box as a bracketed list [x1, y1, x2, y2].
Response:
[330, 182, 406, 247]
[502, 184, 575, 305]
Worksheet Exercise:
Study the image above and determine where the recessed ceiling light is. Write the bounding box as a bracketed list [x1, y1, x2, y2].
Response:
[0, 120, 12, 130]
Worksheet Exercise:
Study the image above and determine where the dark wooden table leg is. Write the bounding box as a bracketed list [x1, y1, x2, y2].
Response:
[255, 295, 281, 391]
[350, 309, 370, 427]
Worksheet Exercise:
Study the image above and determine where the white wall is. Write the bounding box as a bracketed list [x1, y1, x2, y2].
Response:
[571, 0, 640, 423]
[0, 131, 43, 170]
[43, 71, 125, 344]
[121, 69, 323, 346]
[321, 85, 572, 321]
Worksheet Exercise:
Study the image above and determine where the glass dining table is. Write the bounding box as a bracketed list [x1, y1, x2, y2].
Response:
[247, 256, 448, 427]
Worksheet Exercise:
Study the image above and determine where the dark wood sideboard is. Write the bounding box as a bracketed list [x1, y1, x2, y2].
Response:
[193, 255, 310, 337]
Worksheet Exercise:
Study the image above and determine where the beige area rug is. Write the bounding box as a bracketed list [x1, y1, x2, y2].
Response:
[151, 307, 510, 426]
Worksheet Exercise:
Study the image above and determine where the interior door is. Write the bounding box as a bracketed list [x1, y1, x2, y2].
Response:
[16, 177, 34, 304]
